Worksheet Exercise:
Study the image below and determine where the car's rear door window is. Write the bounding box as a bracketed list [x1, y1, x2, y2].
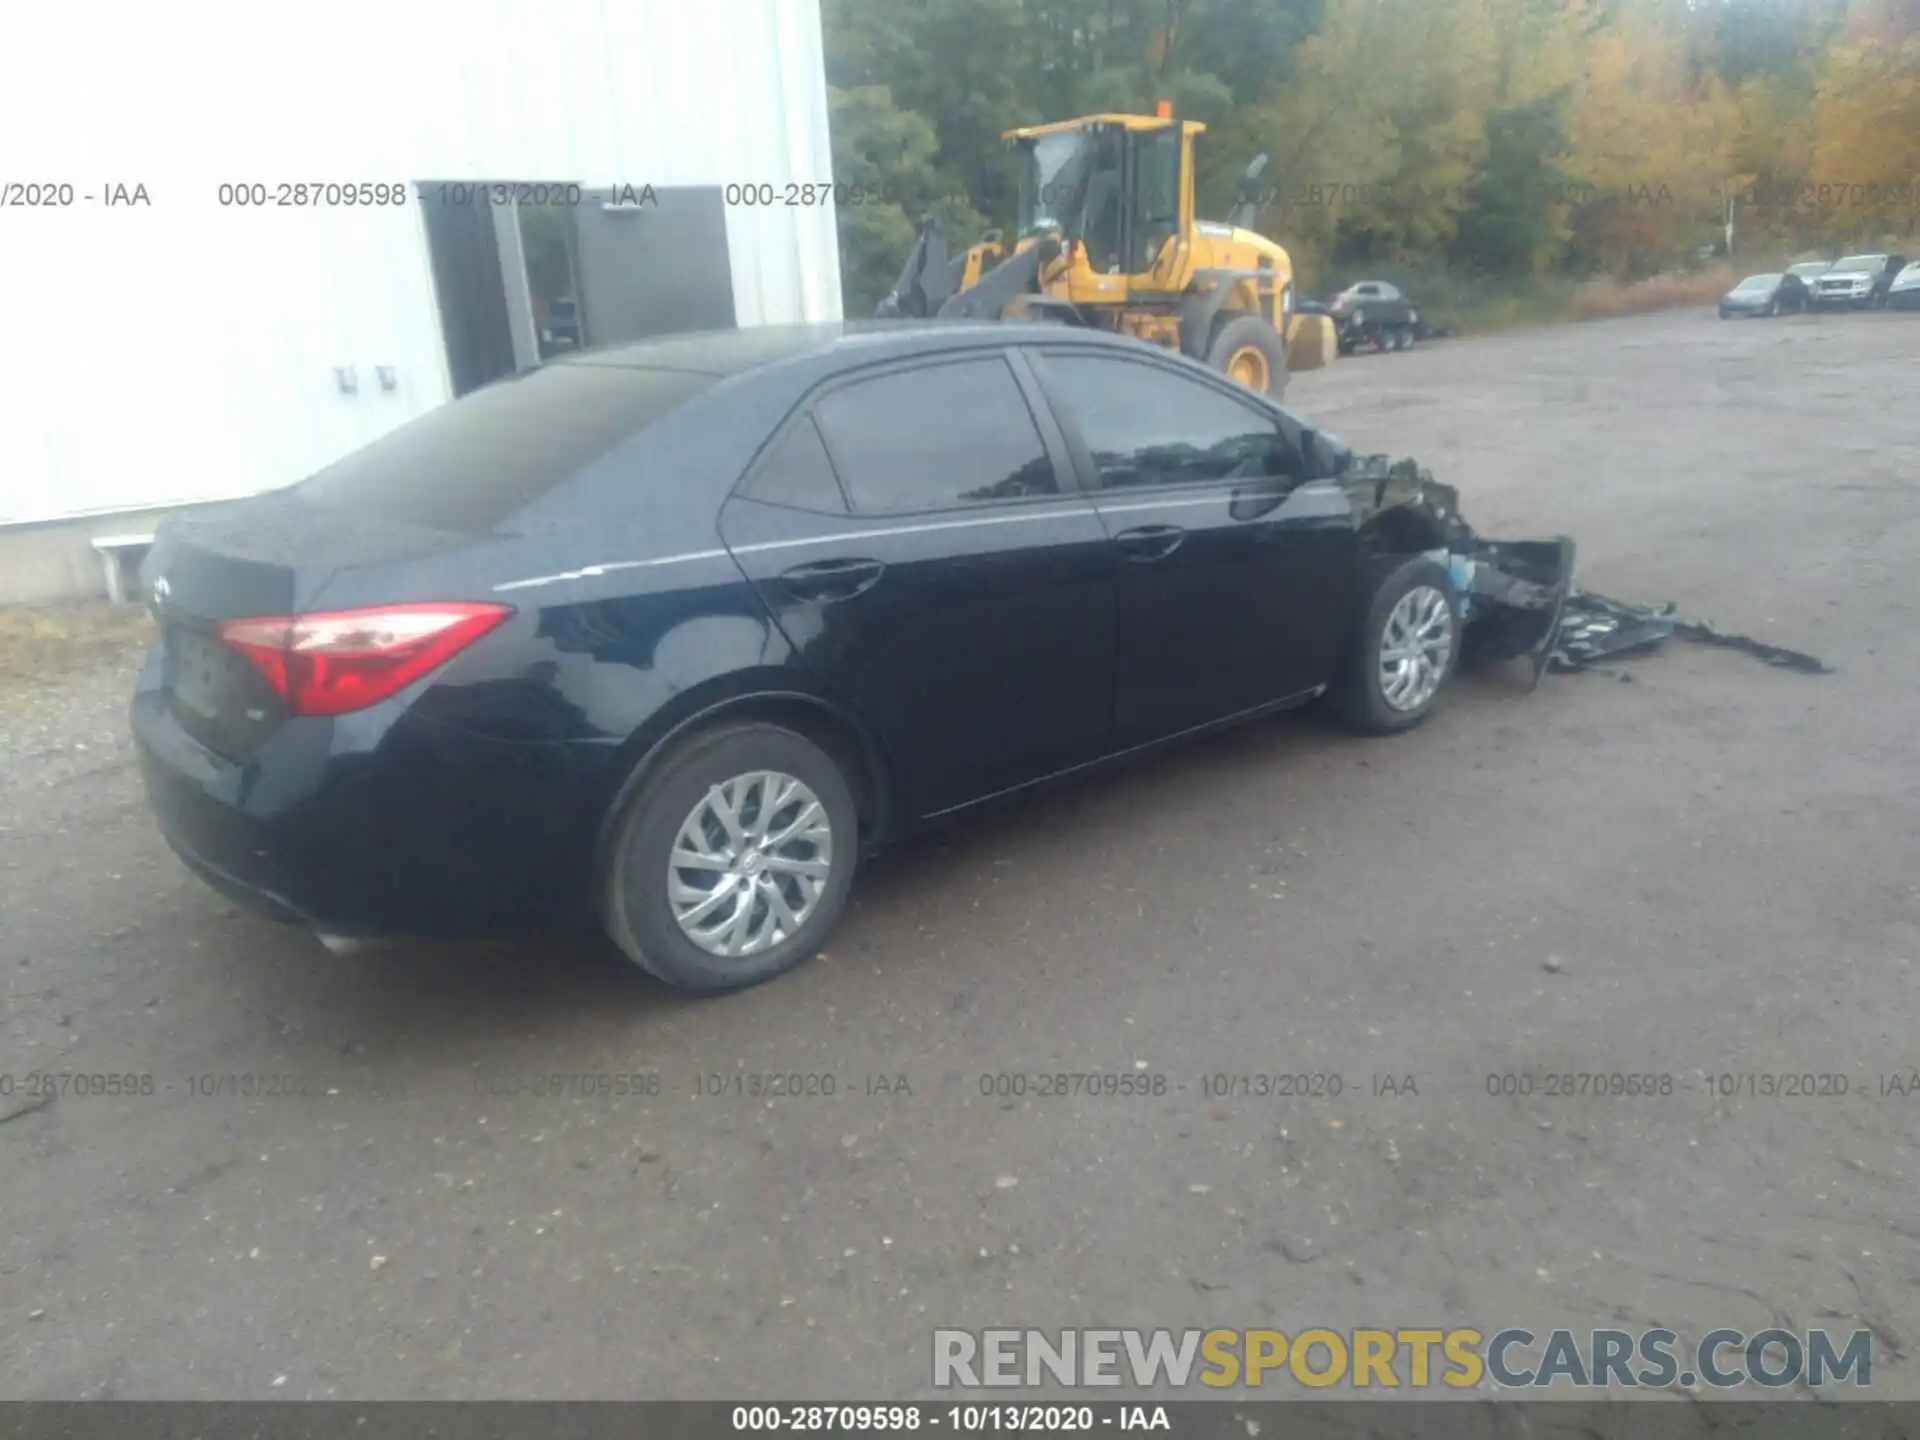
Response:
[1037, 353, 1289, 489]
[810, 356, 1060, 513]
[293, 363, 719, 533]
[739, 416, 849, 513]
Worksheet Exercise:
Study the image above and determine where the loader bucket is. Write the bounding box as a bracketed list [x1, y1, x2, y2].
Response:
[1286, 314, 1337, 371]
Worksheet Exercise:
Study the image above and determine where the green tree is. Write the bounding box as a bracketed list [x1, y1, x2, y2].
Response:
[828, 84, 990, 315]
[1451, 95, 1575, 274]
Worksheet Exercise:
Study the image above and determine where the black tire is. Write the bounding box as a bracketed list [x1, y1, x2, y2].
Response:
[1326, 555, 1462, 735]
[599, 722, 859, 992]
[1205, 313, 1290, 398]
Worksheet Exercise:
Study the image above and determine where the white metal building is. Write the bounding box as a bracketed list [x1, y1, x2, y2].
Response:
[0, 0, 844, 602]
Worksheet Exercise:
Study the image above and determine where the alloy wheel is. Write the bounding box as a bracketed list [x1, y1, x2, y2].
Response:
[1378, 584, 1454, 712]
[667, 770, 834, 957]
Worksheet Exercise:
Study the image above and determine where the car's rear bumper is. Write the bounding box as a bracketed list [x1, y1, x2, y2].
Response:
[1886, 291, 1920, 310]
[132, 652, 611, 937]
[159, 826, 318, 928]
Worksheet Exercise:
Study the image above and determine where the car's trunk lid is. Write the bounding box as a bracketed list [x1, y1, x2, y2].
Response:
[141, 493, 475, 761]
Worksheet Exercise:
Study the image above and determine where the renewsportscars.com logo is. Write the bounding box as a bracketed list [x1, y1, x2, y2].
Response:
[932, 1327, 1874, 1391]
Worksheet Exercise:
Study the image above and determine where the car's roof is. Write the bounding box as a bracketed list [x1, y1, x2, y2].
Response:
[558, 320, 1150, 380]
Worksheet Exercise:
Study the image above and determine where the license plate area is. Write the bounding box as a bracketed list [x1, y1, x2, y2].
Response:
[166, 626, 233, 720]
[163, 624, 283, 758]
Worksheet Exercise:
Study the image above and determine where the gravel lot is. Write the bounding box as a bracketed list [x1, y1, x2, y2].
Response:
[2, 307, 1918, 1404]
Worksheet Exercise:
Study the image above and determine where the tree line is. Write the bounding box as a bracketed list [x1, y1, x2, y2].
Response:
[823, 0, 1920, 311]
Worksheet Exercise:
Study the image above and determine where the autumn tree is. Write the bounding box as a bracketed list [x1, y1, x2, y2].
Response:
[1808, 0, 1920, 242]
[818, 0, 1902, 311]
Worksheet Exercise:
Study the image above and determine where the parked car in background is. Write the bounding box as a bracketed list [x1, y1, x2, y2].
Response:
[1886, 261, 1920, 311]
[1329, 281, 1422, 353]
[1785, 260, 1831, 287]
[1718, 271, 1810, 318]
[132, 322, 1481, 993]
[1808, 253, 1907, 309]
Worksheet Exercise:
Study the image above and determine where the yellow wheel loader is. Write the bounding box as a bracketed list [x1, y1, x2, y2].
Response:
[875, 110, 1333, 397]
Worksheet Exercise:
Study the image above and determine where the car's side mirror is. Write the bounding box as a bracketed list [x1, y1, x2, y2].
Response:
[1230, 485, 1286, 521]
[1267, 438, 1307, 480]
[1302, 429, 1351, 478]
[1229, 439, 1303, 520]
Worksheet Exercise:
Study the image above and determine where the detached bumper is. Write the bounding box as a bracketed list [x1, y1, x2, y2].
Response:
[1456, 538, 1578, 687]
[1354, 455, 1830, 685]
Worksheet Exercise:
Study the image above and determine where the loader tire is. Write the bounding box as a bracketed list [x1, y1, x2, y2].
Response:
[1206, 314, 1289, 399]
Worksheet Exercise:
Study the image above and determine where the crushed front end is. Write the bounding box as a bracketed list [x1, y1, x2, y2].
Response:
[1336, 453, 1828, 682]
[1339, 455, 1575, 684]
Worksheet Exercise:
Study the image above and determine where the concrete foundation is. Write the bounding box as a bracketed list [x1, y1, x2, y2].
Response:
[0, 501, 232, 605]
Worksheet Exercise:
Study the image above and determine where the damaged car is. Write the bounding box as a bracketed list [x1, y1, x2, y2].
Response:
[135, 321, 1577, 994]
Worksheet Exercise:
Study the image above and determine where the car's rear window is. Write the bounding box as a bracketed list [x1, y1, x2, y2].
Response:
[293, 363, 719, 533]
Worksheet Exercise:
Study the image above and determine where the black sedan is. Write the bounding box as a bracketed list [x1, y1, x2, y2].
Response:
[135, 322, 1475, 992]
[1718, 271, 1809, 318]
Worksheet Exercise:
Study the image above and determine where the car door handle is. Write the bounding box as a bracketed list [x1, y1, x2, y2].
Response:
[1113, 524, 1187, 561]
[777, 557, 886, 602]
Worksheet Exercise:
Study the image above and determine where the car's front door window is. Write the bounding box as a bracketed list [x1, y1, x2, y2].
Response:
[1037, 354, 1297, 490]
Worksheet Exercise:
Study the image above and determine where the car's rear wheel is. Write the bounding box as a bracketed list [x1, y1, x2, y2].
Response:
[600, 723, 859, 991]
[1327, 555, 1461, 734]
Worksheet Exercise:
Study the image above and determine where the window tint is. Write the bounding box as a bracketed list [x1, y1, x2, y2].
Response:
[741, 416, 847, 512]
[811, 358, 1059, 513]
[294, 364, 718, 533]
[1040, 354, 1288, 489]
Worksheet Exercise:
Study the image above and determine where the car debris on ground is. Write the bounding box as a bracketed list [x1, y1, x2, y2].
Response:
[1351, 453, 1833, 683]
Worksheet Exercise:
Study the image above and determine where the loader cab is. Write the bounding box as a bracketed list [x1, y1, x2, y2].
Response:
[1007, 116, 1197, 288]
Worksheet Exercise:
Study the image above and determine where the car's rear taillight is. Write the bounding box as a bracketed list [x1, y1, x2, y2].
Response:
[217, 603, 513, 717]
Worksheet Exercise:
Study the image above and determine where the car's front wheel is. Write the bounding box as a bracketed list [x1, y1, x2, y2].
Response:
[1327, 555, 1461, 734]
[601, 722, 859, 991]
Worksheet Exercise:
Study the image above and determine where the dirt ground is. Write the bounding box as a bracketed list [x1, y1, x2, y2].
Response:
[1, 307, 1918, 1405]
[0, 602, 151, 690]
